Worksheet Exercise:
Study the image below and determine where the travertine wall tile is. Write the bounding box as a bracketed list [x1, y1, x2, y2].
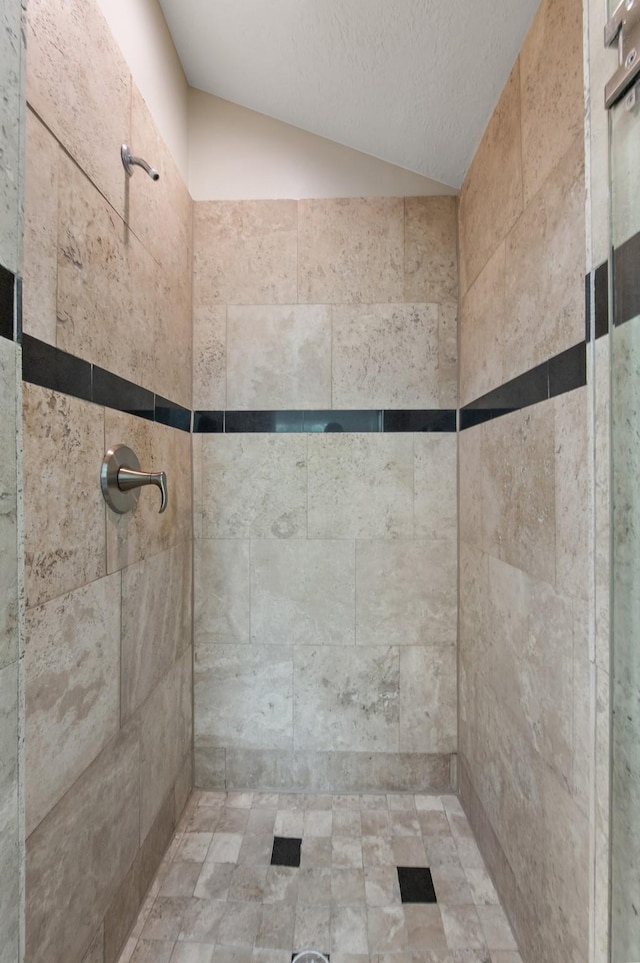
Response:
[201, 434, 307, 539]
[404, 196, 458, 303]
[298, 197, 404, 304]
[399, 645, 457, 753]
[332, 303, 440, 409]
[26, 0, 130, 217]
[459, 243, 506, 406]
[193, 200, 297, 305]
[227, 305, 332, 409]
[25, 575, 122, 836]
[121, 540, 192, 722]
[458, 425, 484, 549]
[458, 64, 523, 294]
[194, 539, 251, 647]
[308, 434, 413, 539]
[23, 384, 106, 608]
[555, 388, 590, 600]
[0, 0, 23, 276]
[438, 302, 458, 407]
[23, 108, 58, 344]
[520, 0, 584, 206]
[251, 539, 355, 646]
[0, 340, 18, 670]
[193, 305, 226, 411]
[414, 434, 457, 541]
[0, 662, 20, 963]
[355, 539, 456, 647]
[293, 646, 400, 752]
[291, 750, 451, 794]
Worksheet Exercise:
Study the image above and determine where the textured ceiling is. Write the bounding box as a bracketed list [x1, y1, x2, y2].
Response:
[158, 0, 539, 188]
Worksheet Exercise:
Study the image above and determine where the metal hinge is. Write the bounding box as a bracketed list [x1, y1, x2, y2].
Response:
[605, 0, 640, 107]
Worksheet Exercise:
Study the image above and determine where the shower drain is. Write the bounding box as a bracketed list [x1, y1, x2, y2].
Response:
[292, 952, 330, 963]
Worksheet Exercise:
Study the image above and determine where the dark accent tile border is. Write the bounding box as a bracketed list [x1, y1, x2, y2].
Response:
[22, 334, 92, 401]
[0, 264, 15, 341]
[271, 836, 301, 868]
[155, 396, 191, 432]
[594, 260, 609, 339]
[194, 409, 456, 433]
[460, 342, 586, 430]
[93, 367, 155, 421]
[613, 230, 640, 328]
[397, 866, 437, 904]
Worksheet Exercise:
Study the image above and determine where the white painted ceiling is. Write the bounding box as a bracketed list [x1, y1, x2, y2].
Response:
[158, 0, 540, 188]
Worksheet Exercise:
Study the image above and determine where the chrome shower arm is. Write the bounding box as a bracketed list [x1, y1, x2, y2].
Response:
[121, 144, 160, 181]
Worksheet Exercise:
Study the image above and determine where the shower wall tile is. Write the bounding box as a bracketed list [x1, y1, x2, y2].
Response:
[555, 388, 590, 601]
[0, 0, 22, 277]
[226, 304, 332, 410]
[105, 409, 192, 572]
[121, 539, 192, 723]
[503, 136, 585, 383]
[25, 574, 122, 836]
[458, 63, 523, 295]
[294, 644, 399, 752]
[23, 383, 106, 608]
[298, 197, 404, 304]
[0, 339, 18, 670]
[519, 0, 585, 206]
[23, 108, 59, 345]
[26, 0, 130, 217]
[81, 925, 104, 963]
[201, 434, 307, 539]
[0, 662, 20, 963]
[26, 720, 140, 963]
[250, 539, 356, 646]
[291, 750, 452, 794]
[139, 649, 192, 841]
[194, 539, 251, 646]
[195, 645, 293, 751]
[438, 301, 458, 408]
[355, 539, 456, 647]
[459, 242, 506, 407]
[458, 425, 484, 549]
[413, 434, 457, 541]
[193, 200, 297, 305]
[399, 645, 457, 753]
[224, 749, 295, 791]
[331, 303, 440, 409]
[193, 305, 226, 411]
[307, 434, 413, 539]
[404, 196, 458, 304]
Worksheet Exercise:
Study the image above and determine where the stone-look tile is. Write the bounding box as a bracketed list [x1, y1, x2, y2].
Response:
[404, 196, 458, 304]
[82, 924, 104, 963]
[364, 866, 400, 906]
[202, 435, 307, 539]
[256, 902, 295, 949]
[503, 136, 585, 382]
[23, 384, 106, 608]
[332, 905, 369, 954]
[193, 200, 297, 305]
[292, 751, 452, 795]
[193, 863, 234, 902]
[399, 646, 457, 754]
[293, 646, 399, 752]
[438, 302, 458, 408]
[140, 651, 192, 840]
[0, 663, 20, 963]
[23, 108, 58, 344]
[26, 0, 130, 215]
[477, 905, 518, 951]
[192, 305, 226, 411]
[160, 863, 202, 899]
[366, 905, 407, 952]
[25, 575, 121, 835]
[414, 435, 457, 542]
[194, 539, 250, 646]
[298, 197, 404, 304]
[225, 750, 295, 792]
[356, 539, 456, 647]
[294, 904, 331, 951]
[0, 340, 18, 670]
[26, 722, 140, 963]
[170, 944, 215, 963]
[130, 941, 174, 963]
[332, 303, 440, 409]
[141, 898, 189, 941]
[121, 540, 192, 721]
[404, 905, 448, 951]
[217, 901, 262, 946]
[520, 0, 585, 205]
[0, 0, 22, 275]
[195, 645, 293, 751]
[481, 404, 556, 585]
[439, 905, 488, 951]
[459, 243, 506, 407]
[227, 305, 332, 410]
[458, 63, 523, 294]
[555, 388, 590, 600]
[105, 411, 192, 572]
[250, 539, 355, 646]
[458, 427, 484, 550]
[194, 748, 226, 791]
[308, 434, 413, 539]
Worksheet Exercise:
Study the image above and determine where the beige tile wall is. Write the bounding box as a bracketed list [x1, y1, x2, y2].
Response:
[457, 0, 592, 960]
[192, 194, 459, 792]
[21, 2, 194, 962]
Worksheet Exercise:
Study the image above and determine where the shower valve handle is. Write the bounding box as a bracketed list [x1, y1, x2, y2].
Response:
[101, 445, 168, 515]
[117, 467, 168, 513]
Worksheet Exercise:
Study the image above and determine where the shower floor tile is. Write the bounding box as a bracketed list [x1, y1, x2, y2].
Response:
[117, 793, 522, 963]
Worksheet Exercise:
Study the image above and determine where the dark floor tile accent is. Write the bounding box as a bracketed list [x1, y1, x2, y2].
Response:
[382, 409, 456, 432]
[93, 366, 155, 421]
[614, 230, 640, 328]
[155, 396, 191, 432]
[271, 836, 301, 868]
[594, 260, 609, 339]
[226, 410, 304, 433]
[193, 410, 224, 433]
[548, 342, 586, 398]
[22, 335, 92, 401]
[303, 410, 381, 432]
[0, 264, 15, 341]
[397, 866, 437, 904]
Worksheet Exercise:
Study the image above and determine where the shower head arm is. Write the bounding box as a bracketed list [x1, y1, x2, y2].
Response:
[121, 144, 160, 181]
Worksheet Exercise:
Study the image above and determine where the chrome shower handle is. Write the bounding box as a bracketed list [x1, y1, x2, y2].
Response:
[117, 467, 168, 513]
[101, 445, 168, 515]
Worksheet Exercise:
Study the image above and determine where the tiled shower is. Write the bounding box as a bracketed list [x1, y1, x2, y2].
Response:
[0, 0, 620, 961]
